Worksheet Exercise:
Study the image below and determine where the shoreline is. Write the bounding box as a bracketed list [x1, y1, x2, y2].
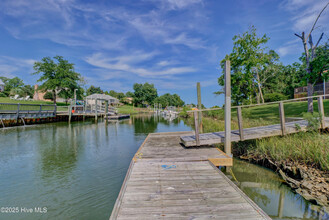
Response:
[234, 152, 329, 208]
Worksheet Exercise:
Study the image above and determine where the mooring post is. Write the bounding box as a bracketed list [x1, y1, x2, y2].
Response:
[279, 102, 285, 135]
[224, 60, 232, 157]
[237, 106, 244, 141]
[95, 99, 98, 122]
[194, 111, 200, 146]
[54, 104, 57, 116]
[16, 103, 20, 124]
[105, 100, 109, 120]
[68, 105, 72, 123]
[318, 96, 325, 129]
[197, 82, 203, 133]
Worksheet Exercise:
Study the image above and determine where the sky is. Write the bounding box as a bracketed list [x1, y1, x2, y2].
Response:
[0, 0, 328, 107]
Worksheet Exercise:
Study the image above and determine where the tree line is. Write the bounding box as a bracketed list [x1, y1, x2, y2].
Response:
[217, 26, 329, 109]
[0, 55, 185, 108]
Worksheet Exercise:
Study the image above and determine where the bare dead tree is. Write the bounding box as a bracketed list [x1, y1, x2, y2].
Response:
[295, 2, 329, 112]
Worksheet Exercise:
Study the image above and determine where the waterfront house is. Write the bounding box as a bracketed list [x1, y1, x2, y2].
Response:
[294, 82, 329, 99]
[85, 93, 119, 105]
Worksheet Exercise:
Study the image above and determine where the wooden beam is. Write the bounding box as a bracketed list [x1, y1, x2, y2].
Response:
[237, 106, 244, 141]
[279, 102, 285, 135]
[194, 111, 200, 146]
[224, 60, 231, 156]
[197, 82, 203, 133]
[318, 96, 325, 129]
[208, 157, 233, 167]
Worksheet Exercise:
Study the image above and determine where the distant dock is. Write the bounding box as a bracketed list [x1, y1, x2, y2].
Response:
[110, 131, 270, 219]
[107, 114, 130, 120]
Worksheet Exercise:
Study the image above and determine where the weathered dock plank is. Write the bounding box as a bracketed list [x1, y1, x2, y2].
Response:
[180, 118, 329, 147]
[110, 132, 270, 220]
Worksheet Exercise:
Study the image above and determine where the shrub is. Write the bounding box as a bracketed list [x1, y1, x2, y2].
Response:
[179, 106, 190, 118]
[264, 93, 288, 102]
[0, 92, 7, 97]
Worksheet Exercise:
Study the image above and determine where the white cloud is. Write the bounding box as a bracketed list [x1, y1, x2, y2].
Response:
[281, 0, 329, 33]
[164, 33, 206, 49]
[163, 0, 203, 10]
[157, 61, 170, 66]
[85, 52, 196, 78]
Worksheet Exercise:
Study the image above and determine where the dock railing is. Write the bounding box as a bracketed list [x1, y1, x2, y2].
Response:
[188, 94, 327, 146]
[0, 103, 56, 114]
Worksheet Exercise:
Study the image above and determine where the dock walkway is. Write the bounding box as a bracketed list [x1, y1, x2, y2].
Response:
[181, 118, 329, 147]
[110, 132, 270, 219]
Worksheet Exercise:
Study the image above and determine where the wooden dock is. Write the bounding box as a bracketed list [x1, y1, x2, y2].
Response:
[180, 118, 329, 147]
[110, 131, 270, 219]
[107, 114, 130, 120]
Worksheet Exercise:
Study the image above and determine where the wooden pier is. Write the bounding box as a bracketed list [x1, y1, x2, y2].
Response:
[107, 114, 130, 120]
[110, 132, 270, 219]
[181, 118, 329, 147]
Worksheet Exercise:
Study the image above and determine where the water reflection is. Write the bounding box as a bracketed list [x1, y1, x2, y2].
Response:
[223, 159, 329, 220]
[0, 115, 190, 220]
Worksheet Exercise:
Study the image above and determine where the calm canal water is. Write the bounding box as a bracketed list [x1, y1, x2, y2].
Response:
[0, 115, 327, 220]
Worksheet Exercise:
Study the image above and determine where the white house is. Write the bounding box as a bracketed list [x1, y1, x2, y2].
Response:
[85, 93, 119, 105]
[0, 79, 4, 92]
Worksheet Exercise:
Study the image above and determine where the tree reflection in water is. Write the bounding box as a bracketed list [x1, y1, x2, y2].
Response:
[223, 159, 329, 219]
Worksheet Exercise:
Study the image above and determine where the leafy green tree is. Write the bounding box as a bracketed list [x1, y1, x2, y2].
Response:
[21, 85, 34, 97]
[294, 3, 328, 112]
[116, 92, 125, 100]
[43, 91, 54, 100]
[125, 91, 134, 97]
[33, 56, 82, 104]
[154, 93, 185, 107]
[217, 26, 278, 105]
[310, 42, 329, 83]
[263, 62, 304, 98]
[133, 83, 158, 106]
[86, 85, 103, 96]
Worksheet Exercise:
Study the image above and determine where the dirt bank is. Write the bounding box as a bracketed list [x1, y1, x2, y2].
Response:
[236, 152, 329, 207]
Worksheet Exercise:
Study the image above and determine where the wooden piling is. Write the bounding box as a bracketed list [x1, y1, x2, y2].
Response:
[105, 100, 109, 120]
[68, 105, 72, 123]
[194, 111, 200, 146]
[197, 82, 203, 133]
[318, 96, 325, 129]
[279, 102, 285, 135]
[95, 99, 98, 122]
[237, 106, 244, 141]
[224, 60, 231, 156]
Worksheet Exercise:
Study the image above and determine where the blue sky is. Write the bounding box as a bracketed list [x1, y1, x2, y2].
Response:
[0, 0, 328, 107]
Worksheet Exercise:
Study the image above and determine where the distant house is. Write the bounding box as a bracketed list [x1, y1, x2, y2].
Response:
[122, 97, 133, 104]
[0, 79, 4, 92]
[294, 82, 329, 98]
[85, 93, 119, 105]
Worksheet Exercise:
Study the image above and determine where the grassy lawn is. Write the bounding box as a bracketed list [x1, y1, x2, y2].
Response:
[197, 99, 329, 130]
[117, 105, 153, 114]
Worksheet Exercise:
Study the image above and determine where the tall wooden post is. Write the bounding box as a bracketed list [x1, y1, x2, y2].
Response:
[224, 60, 231, 157]
[105, 100, 109, 120]
[68, 105, 72, 123]
[318, 96, 325, 129]
[194, 111, 200, 146]
[16, 103, 20, 124]
[197, 82, 203, 133]
[279, 102, 285, 135]
[95, 99, 98, 122]
[237, 106, 244, 141]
